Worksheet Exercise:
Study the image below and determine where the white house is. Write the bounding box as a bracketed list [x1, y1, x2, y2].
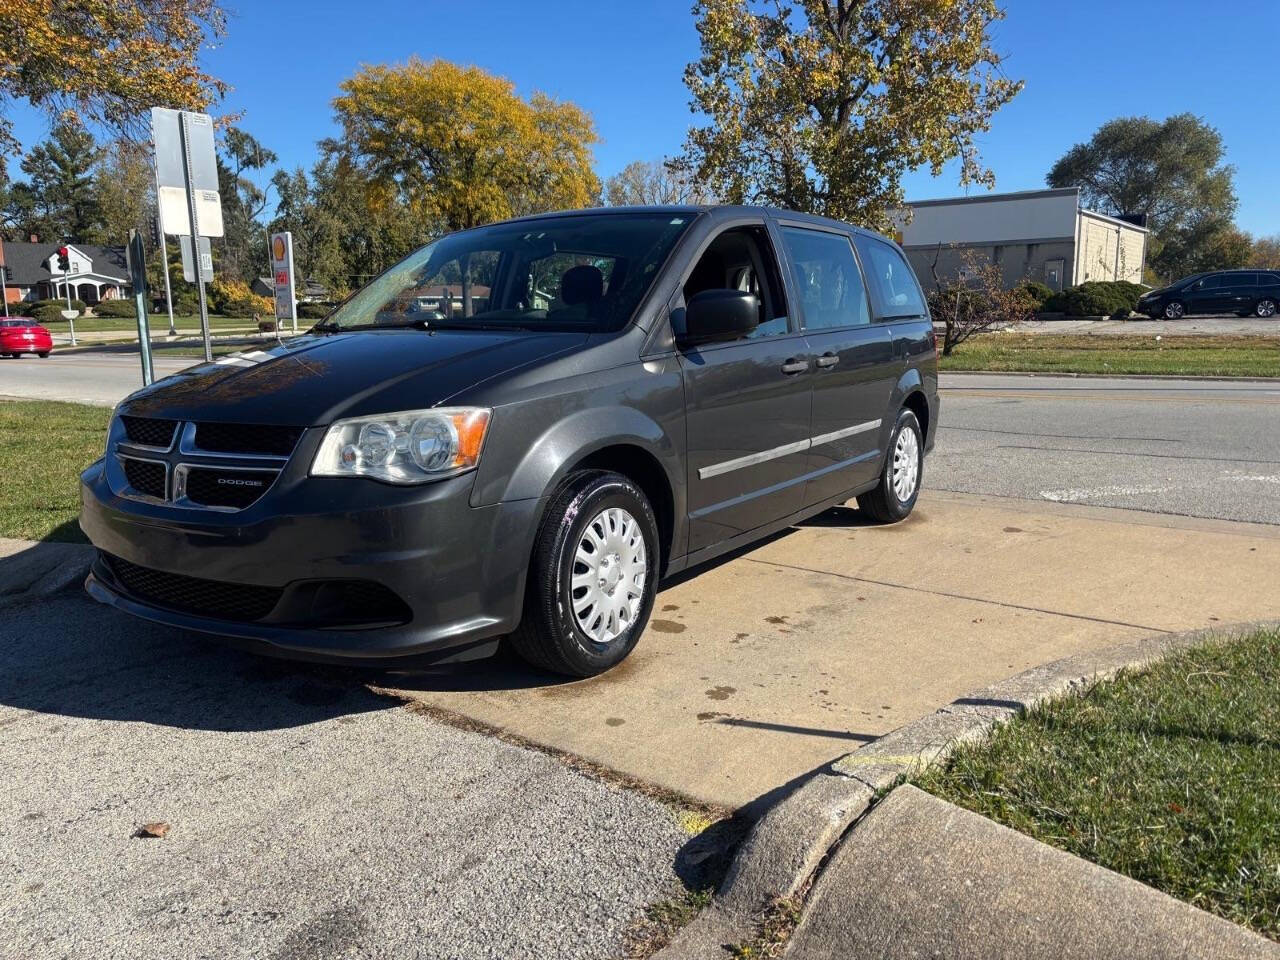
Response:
[0, 241, 131, 307]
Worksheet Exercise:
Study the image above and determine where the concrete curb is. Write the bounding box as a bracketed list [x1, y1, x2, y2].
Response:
[0, 537, 94, 608]
[656, 617, 1280, 958]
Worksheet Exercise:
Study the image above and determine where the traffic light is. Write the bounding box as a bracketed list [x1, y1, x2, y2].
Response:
[57, 247, 70, 272]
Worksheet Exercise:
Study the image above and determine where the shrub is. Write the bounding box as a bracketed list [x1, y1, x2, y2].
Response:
[1042, 281, 1142, 319]
[30, 297, 87, 314]
[209, 276, 274, 319]
[1017, 281, 1054, 308]
[92, 299, 137, 318]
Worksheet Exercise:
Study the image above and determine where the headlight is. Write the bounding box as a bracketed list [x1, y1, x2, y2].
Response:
[311, 407, 491, 484]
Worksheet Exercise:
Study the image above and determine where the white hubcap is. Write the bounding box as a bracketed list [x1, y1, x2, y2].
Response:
[892, 425, 920, 503]
[571, 506, 647, 645]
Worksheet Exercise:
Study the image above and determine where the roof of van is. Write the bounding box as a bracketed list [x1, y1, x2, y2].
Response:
[495, 204, 895, 242]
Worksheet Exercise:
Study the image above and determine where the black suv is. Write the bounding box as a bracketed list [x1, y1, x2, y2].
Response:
[1138, 269, 1280, 319]
[80, 206, 938, 677]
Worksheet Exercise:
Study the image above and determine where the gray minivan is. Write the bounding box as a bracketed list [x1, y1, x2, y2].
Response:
[80, 206, 939, 676]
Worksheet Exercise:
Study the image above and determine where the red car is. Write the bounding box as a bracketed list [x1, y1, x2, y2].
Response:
[0, 317, 53, 358]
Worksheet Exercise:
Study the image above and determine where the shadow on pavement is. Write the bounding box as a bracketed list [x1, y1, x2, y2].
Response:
[0, 589, 389, 732]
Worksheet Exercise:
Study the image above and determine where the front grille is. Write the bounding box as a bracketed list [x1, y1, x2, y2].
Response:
[121, 457, 166, 498]
[183, 467, 278, 509]
[121, 416, 178, 448]
[104, 554, 283, 622]
[194, 422, 304, 457]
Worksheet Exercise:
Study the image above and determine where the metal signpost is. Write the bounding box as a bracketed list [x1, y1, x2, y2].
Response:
[57, 247, 78, 345]
[152, 108, 222, 363]
[126, 230, 154, 386]
[270, 231, 298, 334]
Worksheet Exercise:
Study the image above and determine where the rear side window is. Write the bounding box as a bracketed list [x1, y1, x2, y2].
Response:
[1263, 273, 1280, 287]
[1237, 273, 1259, 287]
[854, 236, 928, 319]
[779, 227, 869, 329]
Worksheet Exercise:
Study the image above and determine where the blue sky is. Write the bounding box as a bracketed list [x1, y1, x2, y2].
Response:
[6, 0, 1278, 234]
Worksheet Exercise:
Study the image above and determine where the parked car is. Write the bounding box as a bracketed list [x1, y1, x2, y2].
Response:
[1138, 269, 1280, 319]
[0, 317, 53, 358]
[79, 206, 938, 677]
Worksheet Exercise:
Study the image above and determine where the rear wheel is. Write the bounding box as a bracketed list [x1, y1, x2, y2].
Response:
[37, 351, 49, 358]
[509, 470, 659, 677]
[1256, 298, 1277, 318]
[1163, 301, 1184, 320]
[857, 408, 924, 524]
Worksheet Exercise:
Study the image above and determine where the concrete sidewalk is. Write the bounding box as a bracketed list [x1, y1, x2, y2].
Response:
[386, 490, 1280, 809]
[786, 785, 1279, 959]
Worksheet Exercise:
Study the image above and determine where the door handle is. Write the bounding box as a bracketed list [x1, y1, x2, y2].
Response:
[780, 359, 809, 374]
[815, 352, 839, 369]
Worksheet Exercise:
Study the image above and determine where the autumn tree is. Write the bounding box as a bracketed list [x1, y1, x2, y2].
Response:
[330, 58, 600, 233]
[1047, 115, 1238, 280]
[1250, 235, 1280, 270]
[95, 140, 154, 244]
[679, 0, 1021, 229]
[0, 0, 228, 154]
[604, 159, 714, 206]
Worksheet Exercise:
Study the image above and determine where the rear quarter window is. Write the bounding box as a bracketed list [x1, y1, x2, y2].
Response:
[853, 236, 927, 319]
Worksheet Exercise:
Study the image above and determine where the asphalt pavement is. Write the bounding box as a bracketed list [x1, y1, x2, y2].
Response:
[933, 373, 1280, 525]
[0, 588, 696, 960]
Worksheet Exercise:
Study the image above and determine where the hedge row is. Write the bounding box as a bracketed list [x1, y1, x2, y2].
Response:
[1042, 280, 1145, 319]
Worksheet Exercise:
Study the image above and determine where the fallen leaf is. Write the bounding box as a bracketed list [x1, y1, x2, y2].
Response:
[134, 822, 170, 839]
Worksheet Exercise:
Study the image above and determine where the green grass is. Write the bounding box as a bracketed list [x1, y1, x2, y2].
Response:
[36, 313, 256, 335]
[918, 629, 1280, 940]
[0, 400, 108, 542]
[940, 334, 1280, 377]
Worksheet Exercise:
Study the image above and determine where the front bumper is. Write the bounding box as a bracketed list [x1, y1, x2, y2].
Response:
[79, 456, 543, 663]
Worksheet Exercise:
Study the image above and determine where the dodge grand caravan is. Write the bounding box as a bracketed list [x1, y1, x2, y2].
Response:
[80, 206, 939, 677]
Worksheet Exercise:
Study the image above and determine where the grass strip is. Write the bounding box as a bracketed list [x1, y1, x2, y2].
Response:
[0, 400, 107, 542]
[918, 628, 1280, 940]
[940, 334, 1280, 377]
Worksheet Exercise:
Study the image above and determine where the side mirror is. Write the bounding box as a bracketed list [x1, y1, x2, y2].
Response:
[679, 289, 759, 345]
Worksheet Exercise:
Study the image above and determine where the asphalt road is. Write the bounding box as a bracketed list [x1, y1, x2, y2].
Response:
[0, 589, 697, 960]
[932, 373, 1280, 525]
[0, 351, 194, 406]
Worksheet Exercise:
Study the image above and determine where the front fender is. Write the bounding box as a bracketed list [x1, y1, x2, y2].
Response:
[469, 359, 687, 514]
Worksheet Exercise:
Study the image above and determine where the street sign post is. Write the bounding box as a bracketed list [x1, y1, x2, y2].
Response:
[152, 108, 222, 363]
[270, 231, 298, 334]
[126, 230, 154, 386]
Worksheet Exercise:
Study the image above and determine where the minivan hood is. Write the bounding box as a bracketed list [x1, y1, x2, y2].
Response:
[120, 329, 586, 425]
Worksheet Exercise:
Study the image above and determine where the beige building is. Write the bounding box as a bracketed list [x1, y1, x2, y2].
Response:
[895, 187, 1148, 292]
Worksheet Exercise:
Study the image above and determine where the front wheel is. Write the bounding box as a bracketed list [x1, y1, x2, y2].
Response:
[509, 470, 659, 677]
[1256, 298, 1277, 319]
[1163, 301, 1185, 320]
[37, 351, 49, 358]
[857, 408, 924, 524]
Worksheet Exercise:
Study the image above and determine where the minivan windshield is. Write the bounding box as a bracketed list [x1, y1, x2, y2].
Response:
[319, 213, 693, 334]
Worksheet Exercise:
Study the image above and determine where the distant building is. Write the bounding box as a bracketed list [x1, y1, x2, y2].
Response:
[895, 187, 1148, 292]
[0, 242, 131, 306]
[252, 276, 330, 302]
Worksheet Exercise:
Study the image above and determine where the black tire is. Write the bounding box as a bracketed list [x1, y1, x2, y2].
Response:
[1256, 298, 1277, 319]
[37, 351, 49, 358]
[509, 470, 659, 677]
[1163, 301, 1184, 320]
[857, 408, 924, 524]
